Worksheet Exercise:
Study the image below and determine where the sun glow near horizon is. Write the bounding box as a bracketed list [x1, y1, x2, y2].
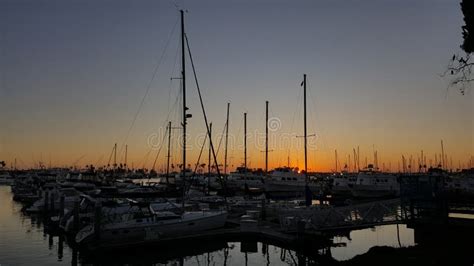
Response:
[1, 0, 473, 172]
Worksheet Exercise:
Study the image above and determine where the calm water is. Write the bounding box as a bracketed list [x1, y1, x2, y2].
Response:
[0, 185, 415, 265]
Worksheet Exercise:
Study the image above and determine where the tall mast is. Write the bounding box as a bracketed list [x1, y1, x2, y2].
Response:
[114, 143, 117, 171]
[224, 103, 230, 175]
[441, 140, 445, 170]
[376, 151, 379, 170]
[302, 74, 311, 207]
[421, 150, 424, 172]
[357, 146, 360, 171]
[348, 155, 351, 173]
[303, 74, 308, 182]
[265, 101, 269, 177]
[166, 121, 171, 184]
[208, 123, 212, 194]
[353, 148, 357, 172]
[180, 10, 187, 209]
[244, 112, 247, 170]
[183, 19, 226, 205]
[125, 144, 128, 170]
[335, 149, 338, 172]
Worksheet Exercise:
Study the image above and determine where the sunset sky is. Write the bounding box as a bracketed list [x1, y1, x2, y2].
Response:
[1, 0, 473, 171]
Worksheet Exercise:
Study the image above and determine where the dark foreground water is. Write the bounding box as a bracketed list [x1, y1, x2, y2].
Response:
[0, 186, 415, 265]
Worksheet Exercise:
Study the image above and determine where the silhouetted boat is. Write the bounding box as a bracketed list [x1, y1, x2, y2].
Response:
[351, 164, 399, 198]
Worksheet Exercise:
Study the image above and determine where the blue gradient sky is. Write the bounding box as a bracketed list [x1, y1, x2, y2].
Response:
[1, 0, 472, 170]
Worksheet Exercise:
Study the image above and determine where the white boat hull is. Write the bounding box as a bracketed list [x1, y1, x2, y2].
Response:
[76, 211, 228, 247]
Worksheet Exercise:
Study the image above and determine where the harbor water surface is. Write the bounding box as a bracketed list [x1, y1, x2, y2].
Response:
[0, 186, 415, 265]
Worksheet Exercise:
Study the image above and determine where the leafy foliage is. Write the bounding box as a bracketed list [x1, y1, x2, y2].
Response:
[444, 1, 474, 94]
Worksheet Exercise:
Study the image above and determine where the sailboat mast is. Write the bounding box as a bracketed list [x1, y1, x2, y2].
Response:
[353, 148, 357, 171]
[224, 103, 230, 175]
[125, 144, 128, 170]
[441, 140, 445, 170]
[180, 10, 187, 209]
[208, 122, 212, 193]
[265, 101, 269, 176]
[357, 146, 360, 171]
[335, 149, 338, 172]
[302, 74, 311, 207]
[114, 143, 117, 171]
[166, 121, 171, 184]
[348, 155, 351, 173]
[303, 74, 308, 184]
[244, 112, 247, 169]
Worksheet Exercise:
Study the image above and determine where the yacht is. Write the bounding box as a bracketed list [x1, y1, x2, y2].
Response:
[351, 164, 399, 198]
[60, 196, 183, 233]
[331, 171, 357, 197]
[444, 168, 474, 196]
[264, 167, 323, 198]
[75, 206, 227, 247]
[227, 167, 265, 190]
[26, 187, 83, 213]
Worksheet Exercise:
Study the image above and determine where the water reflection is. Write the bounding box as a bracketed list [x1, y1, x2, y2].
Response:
[4, 185, 466, 265]
[331, 224, 414, 260]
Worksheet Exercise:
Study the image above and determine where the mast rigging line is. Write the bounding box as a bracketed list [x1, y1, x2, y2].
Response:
[306, 79, 325, 150]
[192, 132, 208, 174]
[106, 144, 115, 168]
[142, 82, 181, 170]
[151, 125, 171, 171]
[144, 42, 185, 172]
[118, 17, 179, 158]
[184, 33, 228, 203]
[215, 119, 228, 158]
[289, 82, 303, 134]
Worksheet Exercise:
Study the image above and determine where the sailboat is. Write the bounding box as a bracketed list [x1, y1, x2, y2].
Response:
[227, 112, 265, 190]
[75, 10, 227, 248]
[264, 75, 321, 203]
